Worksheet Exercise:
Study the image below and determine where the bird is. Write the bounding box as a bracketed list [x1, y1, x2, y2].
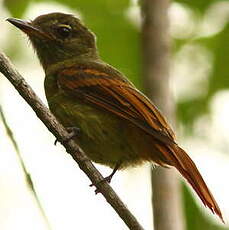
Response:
[7, 12, 223, 222]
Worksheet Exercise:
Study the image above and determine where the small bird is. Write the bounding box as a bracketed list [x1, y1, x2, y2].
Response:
[7, 12, 223, 221]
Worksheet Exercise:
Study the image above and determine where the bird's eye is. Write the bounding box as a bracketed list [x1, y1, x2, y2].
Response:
[56, 24, 72, 39]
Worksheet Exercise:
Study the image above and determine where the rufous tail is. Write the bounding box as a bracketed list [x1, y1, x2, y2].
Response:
[157, 143, 224, 223]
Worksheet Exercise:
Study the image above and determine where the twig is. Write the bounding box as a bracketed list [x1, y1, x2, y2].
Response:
[0, 105, 52, 230]
[0, 52, 144, 230]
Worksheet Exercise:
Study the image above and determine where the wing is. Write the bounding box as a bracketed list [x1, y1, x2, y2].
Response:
[57, 67, 175, 145]
[56, 67, 223, 221]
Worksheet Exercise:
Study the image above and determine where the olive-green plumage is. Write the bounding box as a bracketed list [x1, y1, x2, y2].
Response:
[45, 67, 146, 168]
[7, 12, 223, 221]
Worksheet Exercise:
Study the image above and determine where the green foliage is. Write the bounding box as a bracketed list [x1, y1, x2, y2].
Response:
[176, 23, 229, 128]
[177, 98, 209, 131]
[205, 24, 229, 95]
[175, 0, 215, 13]
[3, 0, 30, 17]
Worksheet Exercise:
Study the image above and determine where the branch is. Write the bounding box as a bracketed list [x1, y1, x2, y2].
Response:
[0, 52, 144, 230]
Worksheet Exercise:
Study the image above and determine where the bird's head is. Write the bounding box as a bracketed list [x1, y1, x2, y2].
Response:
[7, 12, 97, 69]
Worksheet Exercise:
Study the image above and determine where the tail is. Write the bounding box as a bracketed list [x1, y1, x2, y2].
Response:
[156, 143, 224, 222]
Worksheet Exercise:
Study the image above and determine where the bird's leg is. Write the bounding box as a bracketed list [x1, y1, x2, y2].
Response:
[90, 160, 122, 194]
[54, 127, 80, 145]
[103, 161, 122, 183]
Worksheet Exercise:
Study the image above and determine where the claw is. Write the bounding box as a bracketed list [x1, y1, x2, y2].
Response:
[89, 161, 122, 194]
[90, 175, 114, 194]
[54, 127, 80, 145]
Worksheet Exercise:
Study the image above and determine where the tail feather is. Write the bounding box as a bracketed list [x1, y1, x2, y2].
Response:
[155, 143, 224, 222]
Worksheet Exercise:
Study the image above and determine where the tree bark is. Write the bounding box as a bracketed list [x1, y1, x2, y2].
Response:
[141, 0, 185, 229]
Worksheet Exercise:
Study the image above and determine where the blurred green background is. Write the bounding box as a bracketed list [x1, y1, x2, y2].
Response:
[0, 0, 228, 229]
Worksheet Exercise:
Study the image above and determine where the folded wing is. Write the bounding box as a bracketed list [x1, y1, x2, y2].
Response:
[57, 67, 223, 221]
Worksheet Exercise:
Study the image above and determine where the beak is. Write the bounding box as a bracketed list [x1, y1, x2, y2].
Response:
[7, 18, 51, 39]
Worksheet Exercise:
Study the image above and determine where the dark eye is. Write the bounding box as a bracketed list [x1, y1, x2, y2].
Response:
[56, 24, 72, 39]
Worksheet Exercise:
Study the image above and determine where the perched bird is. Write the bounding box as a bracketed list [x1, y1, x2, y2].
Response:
[7, 12, 223, 221]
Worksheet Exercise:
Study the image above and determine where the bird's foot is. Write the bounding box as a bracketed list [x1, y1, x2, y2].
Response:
[54, 127, 80, 145]
[89, 161, 122, 194]
[90, 175, 113, 194]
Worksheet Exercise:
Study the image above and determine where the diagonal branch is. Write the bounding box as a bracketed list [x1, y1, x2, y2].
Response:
[0, 52, 144, 230]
